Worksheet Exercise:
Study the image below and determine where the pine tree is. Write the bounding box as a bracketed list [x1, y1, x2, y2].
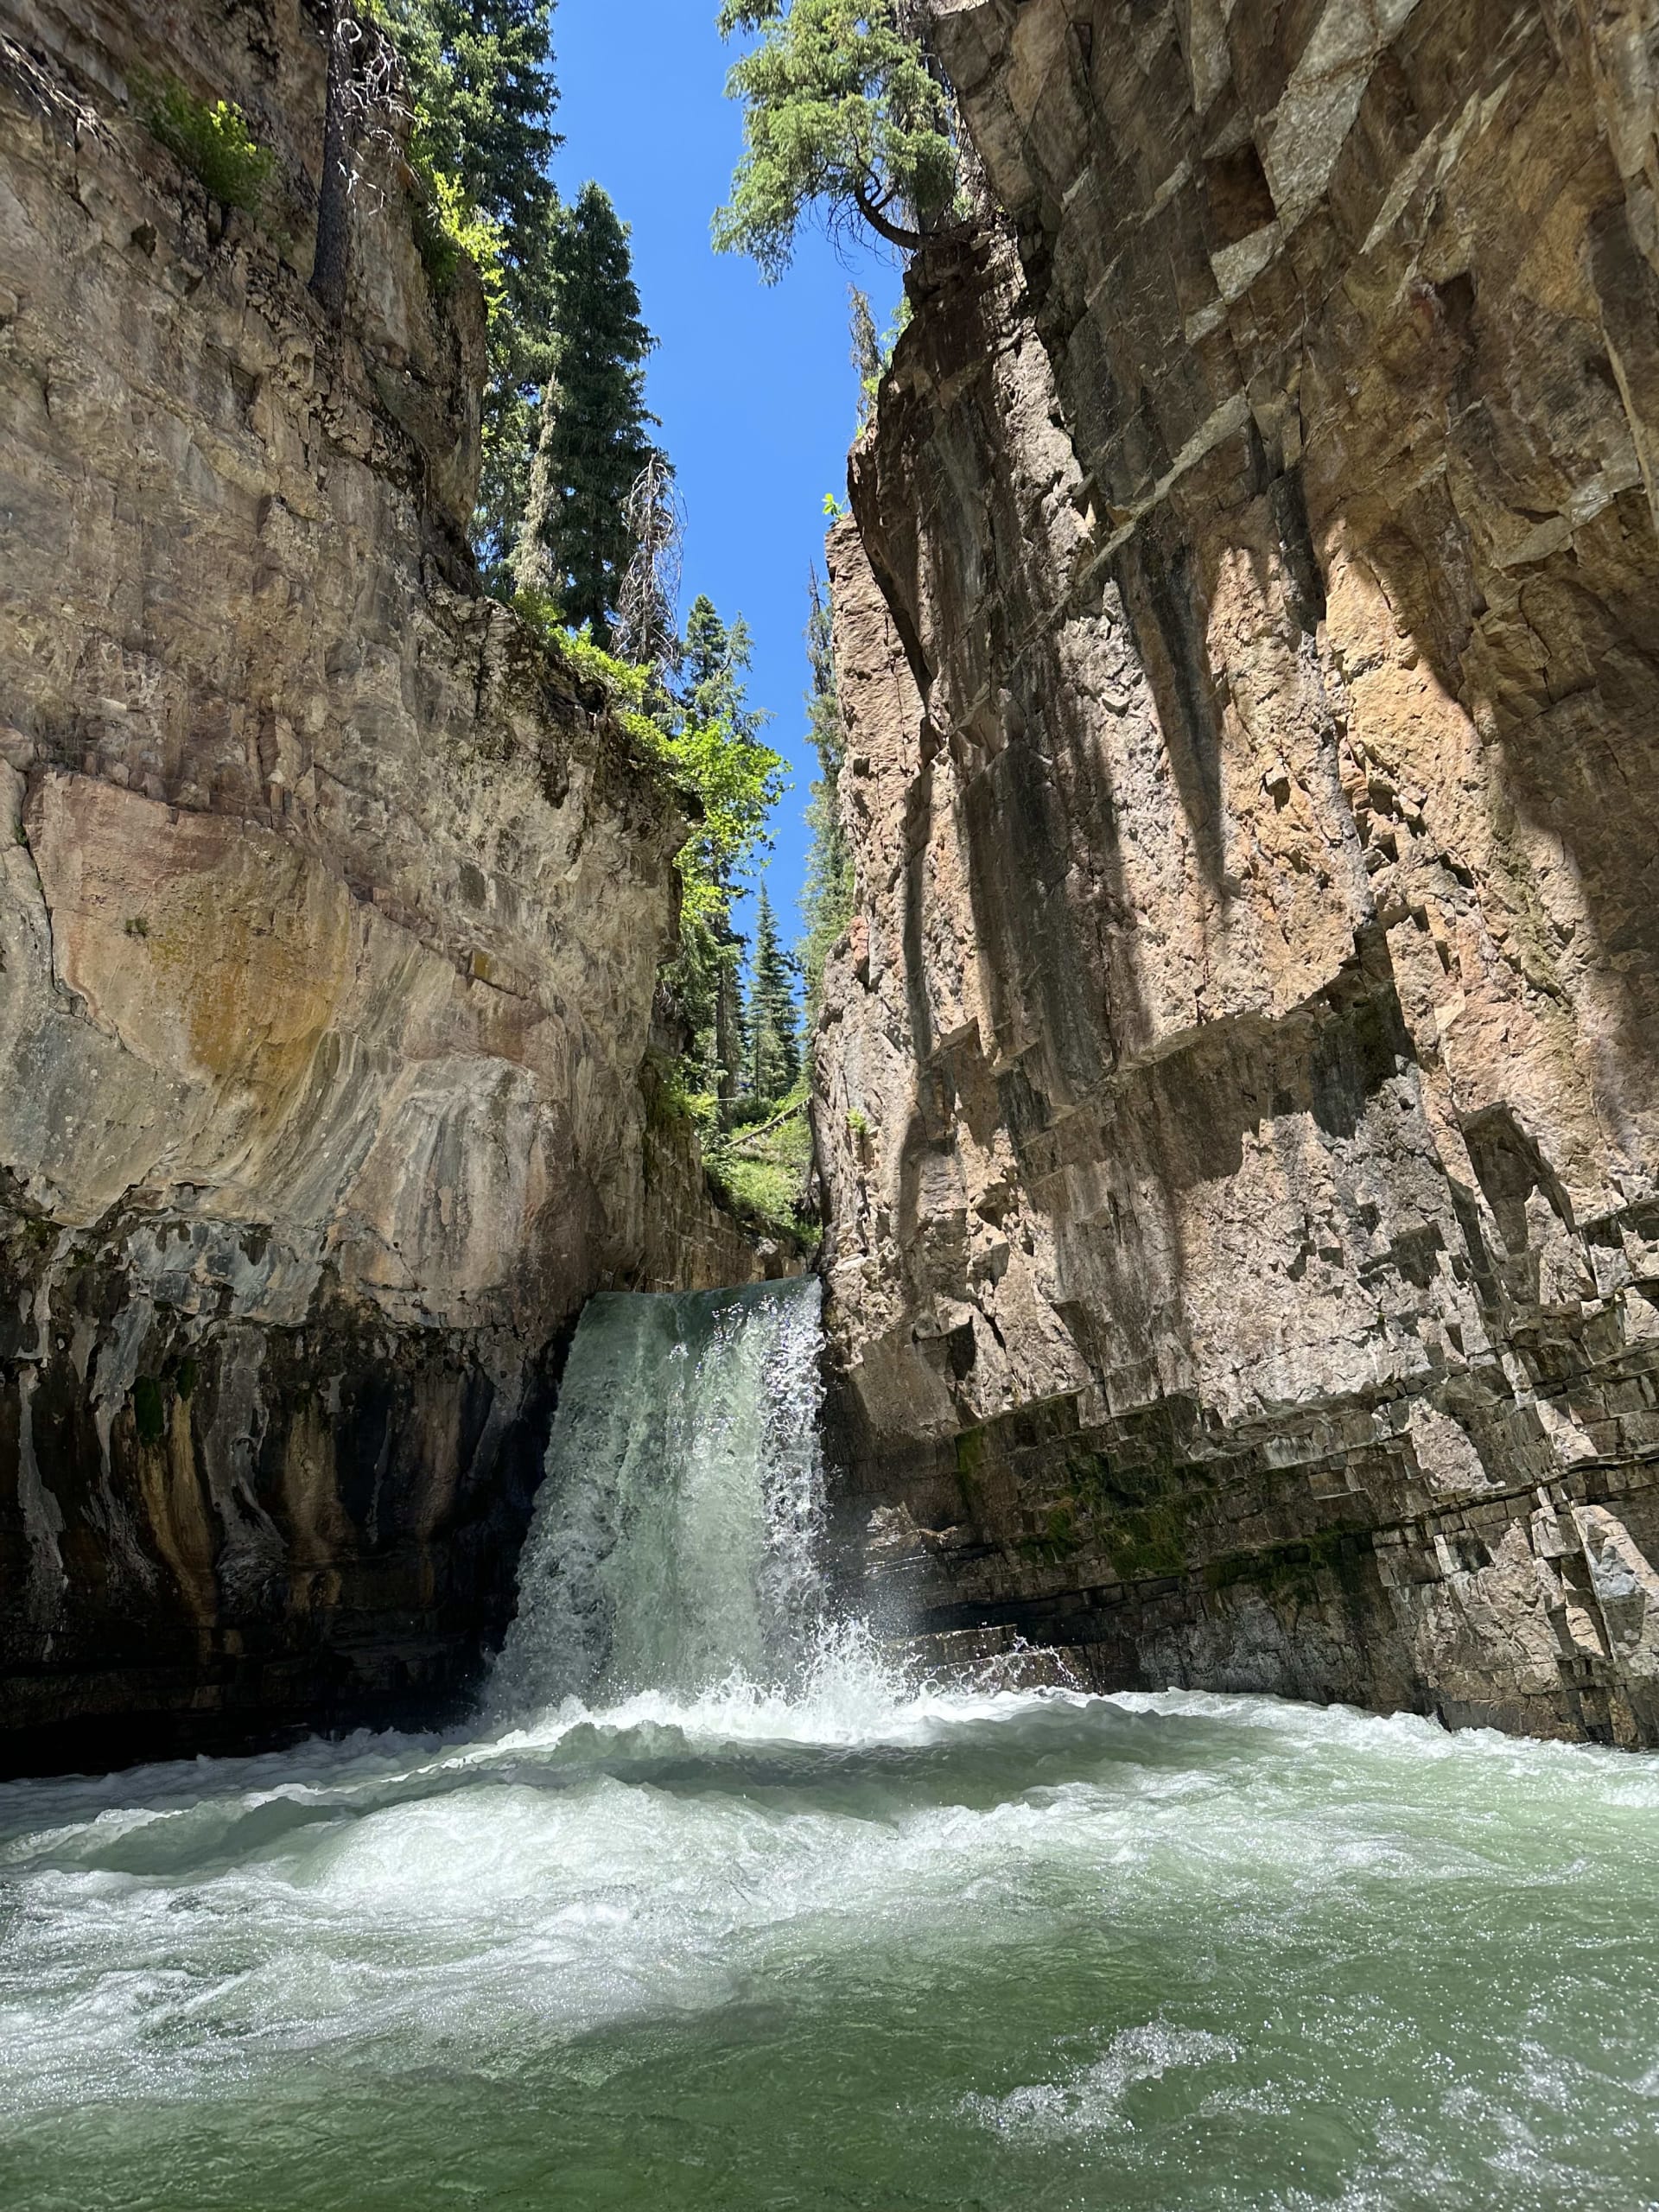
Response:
[747, 887, 802, 1105]
[670, 910, 745, 1114]
[850, 285, 881, 428]
[664, 596, 780, 1116]
[714, 0, 963, 280]
[380, 0, 561, 568]
[512, 182, 657, 640]
[389, 0, 558, 251]
[679, 596, 761, 737]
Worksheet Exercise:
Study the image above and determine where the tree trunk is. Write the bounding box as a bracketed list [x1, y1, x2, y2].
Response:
[715, 924, 744, 1120]
[310, 0, 352, 321]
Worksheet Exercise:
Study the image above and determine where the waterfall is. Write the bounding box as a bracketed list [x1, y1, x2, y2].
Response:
[488, 1275, 825, 1718]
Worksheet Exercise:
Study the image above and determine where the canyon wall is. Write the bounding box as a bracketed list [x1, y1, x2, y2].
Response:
[817, 0, 1659, 1744]
[0, 0, 757, 1772]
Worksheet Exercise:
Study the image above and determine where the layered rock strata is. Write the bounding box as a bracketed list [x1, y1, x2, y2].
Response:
[0, 0, 756, 1772]
[817, 0, 1659, 1744]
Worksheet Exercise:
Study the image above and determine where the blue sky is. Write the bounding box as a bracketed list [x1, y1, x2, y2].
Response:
[548, 0, 900, 953]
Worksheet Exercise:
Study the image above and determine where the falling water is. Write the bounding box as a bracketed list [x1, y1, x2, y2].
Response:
[488, 1275, 827, 1715]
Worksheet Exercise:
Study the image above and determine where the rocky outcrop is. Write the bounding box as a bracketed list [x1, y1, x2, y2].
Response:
[817, 0, 1659, 1745]
[0, 0, 758, 1772]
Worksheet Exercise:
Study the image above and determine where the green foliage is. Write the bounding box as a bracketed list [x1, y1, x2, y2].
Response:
[412, 164, 508, 319]
[137, 78, 276, 218]
[849, 283, 880, 418]
[798, 567, 853, 1017]
[714, 0, 961, 280]
[376, 0, 560, 569]
[746, 886, 802, 1103]
[704, 1084, 817, 1249]
[512, 183, 658, 640]
[673, 597, 779, 924]
[515, 598, 785, 944]
[855, 285, 910, 411]
[381, 0, 558, 245]
[534, 599, 787, 1124]
[670, 913, 747, 1112]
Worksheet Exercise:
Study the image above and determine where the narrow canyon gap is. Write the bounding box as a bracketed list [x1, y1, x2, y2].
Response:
[4, 0, 1659, 2202]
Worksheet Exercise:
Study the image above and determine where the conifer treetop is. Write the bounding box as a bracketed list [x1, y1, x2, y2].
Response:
[714, 0, 963, 281]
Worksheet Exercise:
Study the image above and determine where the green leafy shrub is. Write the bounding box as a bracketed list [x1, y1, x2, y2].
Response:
[411, 160, 508, 320]
[137, 78, 276, 218]
[705, 1084, 817, 1249]
[513, 600, 784, 934]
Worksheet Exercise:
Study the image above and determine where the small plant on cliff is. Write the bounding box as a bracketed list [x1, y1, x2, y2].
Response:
[136, 78, 277, 218]
[410, 164, 508, 321]
[713, 0, 963, 279]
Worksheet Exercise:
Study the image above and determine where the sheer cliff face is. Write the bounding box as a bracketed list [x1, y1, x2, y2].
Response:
[817, 0, 1659, 1744]
[0, 0, 750, 1770]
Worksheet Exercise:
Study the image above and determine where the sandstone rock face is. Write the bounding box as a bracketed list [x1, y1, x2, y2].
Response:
[0, 0, 758, 1771]
[817, 0, 1659, 1745]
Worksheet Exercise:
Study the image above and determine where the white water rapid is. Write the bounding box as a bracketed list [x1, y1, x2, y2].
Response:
[487, 1275, 829, 1716]
[3, 1276, 1658, 2210]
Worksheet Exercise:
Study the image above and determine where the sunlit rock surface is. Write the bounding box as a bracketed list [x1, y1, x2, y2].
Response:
[817, 0, 1659, 1745]
[0, 0, 760, 1771]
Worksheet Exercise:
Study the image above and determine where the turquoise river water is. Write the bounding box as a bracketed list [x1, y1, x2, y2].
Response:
[2, 1281, 1656, 2210]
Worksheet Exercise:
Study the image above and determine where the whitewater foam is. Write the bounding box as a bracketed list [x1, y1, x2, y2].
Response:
[3, 1281, 1658, 2207]
[488, 1276, 829, 1718]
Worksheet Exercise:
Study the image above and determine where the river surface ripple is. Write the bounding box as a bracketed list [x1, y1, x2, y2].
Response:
[2, 1669, 1656, 2210]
